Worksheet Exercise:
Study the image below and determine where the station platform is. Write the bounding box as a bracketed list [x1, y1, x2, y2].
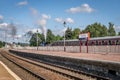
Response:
[0, 61, 16, 80]
[14, 49, 120, 63]
[0, 61, 21, 80]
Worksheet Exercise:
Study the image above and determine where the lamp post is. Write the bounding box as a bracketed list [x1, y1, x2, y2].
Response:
[63, 21, 66, 52]
[36, 29, 38, 50]
[4, 29, 7, 48]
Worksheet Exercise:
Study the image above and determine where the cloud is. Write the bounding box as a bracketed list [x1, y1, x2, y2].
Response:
[55, 17, 74, 24]
[114, 25, 120, 32]
[52, 27, 67, 36]
[15, 34, 22, 38]
[42, 14, 51, 19]
[0, 15, 3, 20]
[17, 1, 28, 6]
[66, 3, 95, 14]
[65, 18, 74, 23]
[30, 7, 38, 16]
[55, 18, 63, 23]
[0, 23, 8, 29]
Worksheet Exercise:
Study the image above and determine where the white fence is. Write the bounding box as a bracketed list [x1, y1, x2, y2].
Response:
[22, 46, 120, 54]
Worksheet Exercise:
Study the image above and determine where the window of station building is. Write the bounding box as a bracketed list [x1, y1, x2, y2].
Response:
[101, 40, 105, 45]
[112, 40, 115, 45]
[116, 40, 120, 45]
[96, 41, 99, 45]
[91, 41, 95, 45]
[108, 40, 115, 45]
[105, 41, 108, 45]
[102, 40, 107, 45]
[98, 41, 102, 45]
[109, 40, 112, 45]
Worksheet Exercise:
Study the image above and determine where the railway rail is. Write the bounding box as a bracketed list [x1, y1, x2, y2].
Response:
[0, 50, 110, 80]
[0, 50, 46, 80]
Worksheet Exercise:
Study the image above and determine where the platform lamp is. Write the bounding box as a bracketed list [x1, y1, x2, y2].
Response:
[63, 21, 66, 52]
[4, 29, 7, 48]
[36, 29, 38, 50]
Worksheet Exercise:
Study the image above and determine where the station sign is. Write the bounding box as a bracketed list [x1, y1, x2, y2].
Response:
[79, 32, 90, 40]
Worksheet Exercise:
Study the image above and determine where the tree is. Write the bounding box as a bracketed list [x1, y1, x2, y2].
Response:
[39, 33, 45, 46]
[65, 27, 73, 40]
[118, 32, 120, 35]
[25, 31, 33, 37]
[83, 22, 108, 37]
[72, 28, 80, 39]
[46, 29, 55, 44]
[108, 22, 116, 36]
[100, 25, 108, 37]
[29, 33, 37, 46]
[29, 29, 63, 46]
[54, 35, 62, 41]
[29, 33, 42, 46]
[0, 41, 3, 48]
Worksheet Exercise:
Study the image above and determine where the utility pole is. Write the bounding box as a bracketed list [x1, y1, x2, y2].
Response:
[4, 29, 7, 48]
[36, 29, 38, 50]
[63, 21, 66, 52]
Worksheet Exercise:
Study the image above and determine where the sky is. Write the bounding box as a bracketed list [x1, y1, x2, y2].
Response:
[0, 0, 120, 43]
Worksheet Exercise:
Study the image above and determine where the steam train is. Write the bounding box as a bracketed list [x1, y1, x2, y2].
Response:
[51, 36, 120, 46]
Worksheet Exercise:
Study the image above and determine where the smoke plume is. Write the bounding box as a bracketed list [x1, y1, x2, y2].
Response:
[37, 14, 51, 41]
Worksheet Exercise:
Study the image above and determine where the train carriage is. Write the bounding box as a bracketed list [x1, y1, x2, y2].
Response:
[51, 36, 120, 46]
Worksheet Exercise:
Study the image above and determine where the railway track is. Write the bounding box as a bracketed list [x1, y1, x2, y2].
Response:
[28, 58, 111, 80]
[1, 50, 110, 80]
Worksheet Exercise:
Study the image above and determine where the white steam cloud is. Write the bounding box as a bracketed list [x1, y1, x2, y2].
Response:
[66, 3, 95, 13]
[37, 14, 51, 41]
[30, 7, 50, 41]
[55, 17, 74, 24]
